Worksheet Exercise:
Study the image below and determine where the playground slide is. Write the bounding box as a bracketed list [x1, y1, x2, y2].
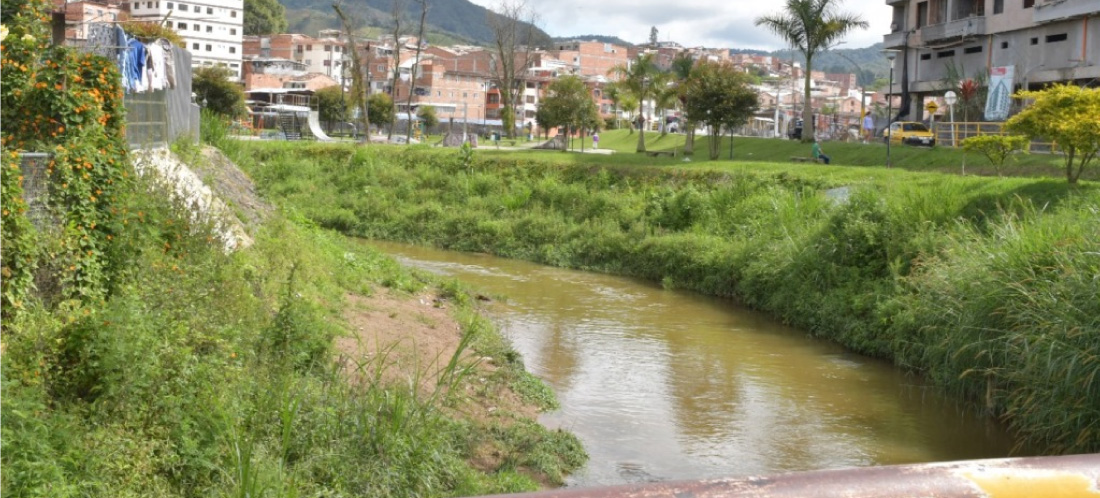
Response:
[307, 111, 334, 142]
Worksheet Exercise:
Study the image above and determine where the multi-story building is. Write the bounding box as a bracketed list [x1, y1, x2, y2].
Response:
[243, 32, 352, 86]
[54, 0, 124, 41]
[128, 0, 243, 79]
[543, 40, 629, 78]
[883, 0, 1098, 118]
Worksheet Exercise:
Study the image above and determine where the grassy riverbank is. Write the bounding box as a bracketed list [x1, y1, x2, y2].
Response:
[231, 141, 1099, 454]
[528, 129, 1079, 180]
[2, 143, 584, 496]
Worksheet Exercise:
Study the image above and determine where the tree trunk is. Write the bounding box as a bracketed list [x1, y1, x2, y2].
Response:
[802, 54, 814, 143]
[405, 0, 428, 144]
[333, 4, 368, 145]
[636, 105, 646, 153]
[387, 0, 405, 141]
[684, 123, 694, 155]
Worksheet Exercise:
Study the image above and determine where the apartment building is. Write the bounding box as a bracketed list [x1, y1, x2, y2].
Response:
[243, 32, 353, 86]
[883, 0, 1098, 118]
[128, 0, 243, 79]
[390, 58, 490, 123]
[543, 40, 629, 78]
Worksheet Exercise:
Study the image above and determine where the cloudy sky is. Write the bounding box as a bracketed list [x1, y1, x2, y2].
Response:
[467, 0, 892, 51]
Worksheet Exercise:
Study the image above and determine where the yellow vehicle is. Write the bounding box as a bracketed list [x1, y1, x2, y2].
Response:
[882, 121, 936, 147]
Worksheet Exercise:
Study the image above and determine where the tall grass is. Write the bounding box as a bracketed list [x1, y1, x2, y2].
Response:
[1, 142, 585, 496]
[232, 141, 1100, 454]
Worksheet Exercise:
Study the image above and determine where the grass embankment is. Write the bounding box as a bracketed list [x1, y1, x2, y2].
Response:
[2, 140, 585, 496]
[235, 142, 1100, 454]
[540, 129, 1079, 180]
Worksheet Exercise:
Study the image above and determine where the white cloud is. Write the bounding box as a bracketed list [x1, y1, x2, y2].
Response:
[469, 0, 892, 50]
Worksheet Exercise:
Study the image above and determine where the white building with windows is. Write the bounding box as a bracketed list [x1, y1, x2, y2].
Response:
[128, 0, 244, 79]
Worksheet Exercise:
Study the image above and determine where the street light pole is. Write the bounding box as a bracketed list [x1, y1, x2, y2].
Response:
[883, 49, 898, 168]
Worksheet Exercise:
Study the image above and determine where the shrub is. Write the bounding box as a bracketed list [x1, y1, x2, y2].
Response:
[962, 135, 1029, 176]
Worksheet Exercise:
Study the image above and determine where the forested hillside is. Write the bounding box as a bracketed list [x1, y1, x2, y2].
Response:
[282, 0, 549, 46]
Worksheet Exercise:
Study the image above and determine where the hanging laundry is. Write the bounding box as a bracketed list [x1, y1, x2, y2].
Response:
[146, 41, 167, 91]
[156, 39, 177, 90]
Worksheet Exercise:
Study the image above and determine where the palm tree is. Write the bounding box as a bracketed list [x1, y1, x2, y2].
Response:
[652, 72, 680, 137]
[609, 53, 659, 152]
[756, 0, 868, 142]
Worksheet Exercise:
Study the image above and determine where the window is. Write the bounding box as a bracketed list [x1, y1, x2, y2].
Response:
[323, 60, 330, 66]
[306, 44, 312, 50]
[229, 46, 236, 54]
[463, 92, 468, 98]
[230, 9, 236, 17]
[920, 53, 932, 60]
[324, 45, 332, 52]
[193, 24, 199, 31]
[205, 44, 212, 51]
[1030, 37, 1039, 45]
[178, 3, 186, 10]
[964, 46, 982, 54]
[993, 0, 1003, 13]
[146, 1, 152, 7]
[230, 28, 236, 35]
[177, 22, 187, 29]
[296, 45, 303, 53]
[937, 49, 955, 58]
[166, 2, 173, 8]
[916, 1, 928, 28]
[206, 25, 212, 32]
[1001, 41, 1009, 49]
[206, 6, 212, 13]
[1024, 0, 1034, 7]
[230, 63, 239, 68]
[192, 42, 199, 50]
[133, 2, 139, 9]
[1046, 33, 1068, 43]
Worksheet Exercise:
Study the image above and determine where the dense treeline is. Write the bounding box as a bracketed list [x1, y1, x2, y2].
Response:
[234, 142, 1100, 454]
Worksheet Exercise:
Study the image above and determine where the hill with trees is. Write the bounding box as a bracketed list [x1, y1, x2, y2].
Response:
[281, 0, 549, 46]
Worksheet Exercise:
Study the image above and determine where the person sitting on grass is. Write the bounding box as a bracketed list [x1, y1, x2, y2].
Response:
[811, 139, 831, 165]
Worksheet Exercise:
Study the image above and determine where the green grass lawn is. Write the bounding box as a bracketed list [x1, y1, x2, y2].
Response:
[524, 129, 1080, 181]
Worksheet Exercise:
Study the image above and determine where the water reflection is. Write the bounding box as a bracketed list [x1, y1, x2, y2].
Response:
[365, 240, 1019, 487]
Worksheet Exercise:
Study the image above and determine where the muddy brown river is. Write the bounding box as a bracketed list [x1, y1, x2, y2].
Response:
[366, 240, 1020, 488]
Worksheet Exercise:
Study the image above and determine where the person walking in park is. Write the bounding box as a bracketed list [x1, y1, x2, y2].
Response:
[593, 132, 600, 150]
[862, 114, 874, 143]
[812, 139, 831, 164]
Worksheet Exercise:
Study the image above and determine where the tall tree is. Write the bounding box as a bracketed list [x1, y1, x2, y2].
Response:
[608, 53, 659, 152]
[682, 61, 760, 160]
[649, 26, 658, 47]
[243, 0, 287, 36]
[405, 0, 429, 143]
[670, 52, 698, 153]
[540, 75, 599, 152]
[387, 0, 408, 140]
[334, 3, 370, 144]
[755, 0, 867, 142]
[651, 72, 680, 137]
[488, 0, 540, 139]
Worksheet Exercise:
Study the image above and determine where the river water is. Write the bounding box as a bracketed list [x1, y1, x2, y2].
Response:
[366, 241, 1019, 488]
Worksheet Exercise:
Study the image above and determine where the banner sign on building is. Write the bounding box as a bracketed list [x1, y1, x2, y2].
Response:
[984, 66, 1015, 121]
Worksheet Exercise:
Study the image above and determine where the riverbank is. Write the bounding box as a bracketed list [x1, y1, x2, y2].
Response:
[1, 143, 585, 496]
[504, 129, 1083, 181]
[230, 141, 1099, 454]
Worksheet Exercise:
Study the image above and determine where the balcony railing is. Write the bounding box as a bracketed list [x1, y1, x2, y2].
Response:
[1033, 0, 1100, 23]
[921, 15, 986, 43]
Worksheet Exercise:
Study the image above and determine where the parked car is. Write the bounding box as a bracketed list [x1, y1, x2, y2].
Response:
[883, 121, 935, 146]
